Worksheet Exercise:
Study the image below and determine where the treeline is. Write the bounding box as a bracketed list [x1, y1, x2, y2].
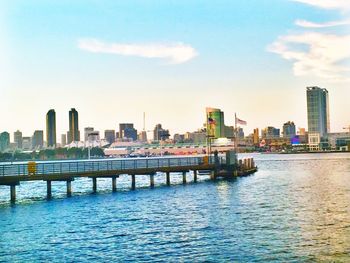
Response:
[0, 147, 105, 162]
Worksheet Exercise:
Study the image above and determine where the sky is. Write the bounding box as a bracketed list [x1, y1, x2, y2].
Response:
[1, 0, 349, 141]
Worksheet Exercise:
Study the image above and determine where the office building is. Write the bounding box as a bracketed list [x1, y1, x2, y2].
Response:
[206, 107, 225, 138]
[306, 87, 330, 137]
[32, 130, 44, 149]
[138, 131, 147, 142]
[68, 108, 80, 143]
[46, 109, 56, 147]
[22, 137, 32, 151]
[104, 130, 116, 144]
[61, 134, 67, 146]
[283, 121, 296, 138]
[0, 132, 10, 152]
[153, 124, 170, 141]
[253, 128, 259, 145]
[84, 127, 94, 142]
[14, 130, 23, 149]
[261, 127, 280, 139]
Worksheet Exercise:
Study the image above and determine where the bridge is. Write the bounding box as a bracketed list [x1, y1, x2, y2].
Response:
[0, 155, 256, 203]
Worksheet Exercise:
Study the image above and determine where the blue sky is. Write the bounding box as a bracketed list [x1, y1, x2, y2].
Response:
[1, 0, 349, 139]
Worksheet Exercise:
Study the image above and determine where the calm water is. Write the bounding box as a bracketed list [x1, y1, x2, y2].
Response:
[1, 153, 350, 262]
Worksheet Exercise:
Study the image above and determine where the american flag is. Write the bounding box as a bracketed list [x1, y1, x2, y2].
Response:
[208, 117, 216, 125]
[236, 117, 247, 125]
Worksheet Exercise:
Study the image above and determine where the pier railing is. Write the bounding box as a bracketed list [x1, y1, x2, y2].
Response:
[0, 156, 220, 177]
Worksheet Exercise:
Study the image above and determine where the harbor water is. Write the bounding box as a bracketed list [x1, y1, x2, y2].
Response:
[1, 153, 350, 261]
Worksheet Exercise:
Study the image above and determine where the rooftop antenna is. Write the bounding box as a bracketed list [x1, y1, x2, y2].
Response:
[143, 112, 146, 131]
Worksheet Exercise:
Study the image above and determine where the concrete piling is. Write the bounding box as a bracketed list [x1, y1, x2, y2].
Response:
[47, 181, 52, 199]
[193, 170, 198, 183]
[92, 177, 97, 193]
[112, 177, 117, 192]
[10, 185, 16, 203]
[131, 174, 136, 190]
[182, 171, 187, 184]
[150, 174, 155, 188]
[67, 181, 72, 197]
[166, 172, 170, 186]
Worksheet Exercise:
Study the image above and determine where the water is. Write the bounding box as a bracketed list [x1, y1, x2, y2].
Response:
[1, 153, 350, 262]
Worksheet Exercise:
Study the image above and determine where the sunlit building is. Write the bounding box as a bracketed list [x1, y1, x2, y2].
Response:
[68, 108, 80, 143]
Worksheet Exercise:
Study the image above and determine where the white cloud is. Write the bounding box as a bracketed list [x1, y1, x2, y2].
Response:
[268, 32, 350, 82]
[293, 0, 350, 11]
[78, 39, 198, 64]
[295, 19, 350, 28]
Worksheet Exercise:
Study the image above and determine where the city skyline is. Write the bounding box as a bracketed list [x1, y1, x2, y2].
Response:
[1, 0, 349, 136]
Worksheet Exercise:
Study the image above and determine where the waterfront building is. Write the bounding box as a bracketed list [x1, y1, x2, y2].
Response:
[84, 127, 94, 142]
[173, 134, 185, 143]
[104, 130, 116, 144]
[68, 108, 80, 143]
[327, 132, 350, 150]
[0, 132, 10, 152]
[253, 128, 259, 146]
[61, 134, 67, 146]
[306, 86, 330, 137]
[14, 130, 23, 149]
[32, 130, 44, 149]
[46, 109, 56, 148]
[283, 121, 296, 138]
[261, 127, 280, 139]
[86, 131, 100, 143]
[153, 124, 170, 141]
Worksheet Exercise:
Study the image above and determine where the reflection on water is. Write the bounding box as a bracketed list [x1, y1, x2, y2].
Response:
[0, 153, 350, 261]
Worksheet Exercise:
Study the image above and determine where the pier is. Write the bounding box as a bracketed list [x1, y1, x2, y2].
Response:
[0, 154, 257, 203]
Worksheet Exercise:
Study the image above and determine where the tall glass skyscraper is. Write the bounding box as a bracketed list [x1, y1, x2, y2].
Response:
[46, 109, 56, 147]
[206, 107, 225, 138]
[68, 108, 80, 143]
[306, 86, 330, 137]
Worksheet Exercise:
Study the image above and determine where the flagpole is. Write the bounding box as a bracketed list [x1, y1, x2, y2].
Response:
[234, 113, 237, 153]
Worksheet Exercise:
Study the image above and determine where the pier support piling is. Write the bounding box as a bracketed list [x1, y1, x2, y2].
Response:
[67, 181, 72, 197]
[10, 185, 16, 203]
[47, 181, 52, 199]
[210, 171, 216, 180]
[193, 170, 198, 183]
[131, 175, 136, 190]
[182, 171, 187, 184]
[150, 174, 155, 188]
[92, 177, 97, 193]
[112, 177, 117, 192]
[166, 172, 170, 186]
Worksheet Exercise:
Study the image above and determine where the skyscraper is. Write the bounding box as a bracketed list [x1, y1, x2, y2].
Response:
[206, 107, 225, 138]
[0, 132, 10, 152]
[14, 130, 23, 149]
[32, 130, 44, 149]
[68, 108, 80, 143]
[46, 109, 56, 148]
[153, 124, 170, 141]
[283, 121, 296, 138]
[61, 134, 67, 146]
[104, 130, 116, 144]
[306, 87, 330, 137]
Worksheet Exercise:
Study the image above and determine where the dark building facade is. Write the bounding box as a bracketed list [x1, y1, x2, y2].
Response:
[32, 130, 44, 149]
[68, 108, 80, 143]
[283, 121, 296, 138]
[46, 109, 56, 147]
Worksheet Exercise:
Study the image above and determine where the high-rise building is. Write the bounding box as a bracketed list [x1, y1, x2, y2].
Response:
[46, 109, 56, 148]
[138, 131, 147, 142]
[104, 130, 116, 144]
[261, 127, 280, 139]
[153, 124, 170, 141]
[306, 86, 330, 137]
[253, 128, 259, 145]
[84, 127, 94, 141]
[0, 132, 10, 152]
[119, 124, 134, 138]
[32, 130, 44, 149]
[22, 137, 32, 151]
[14, 130, 23, 149]
[206, 107, 225, 138]
[68, 108, 80, 143]
[283, 121, 296, 138]
[61, 134, 67, 146]
[119, 123, 137, 141]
